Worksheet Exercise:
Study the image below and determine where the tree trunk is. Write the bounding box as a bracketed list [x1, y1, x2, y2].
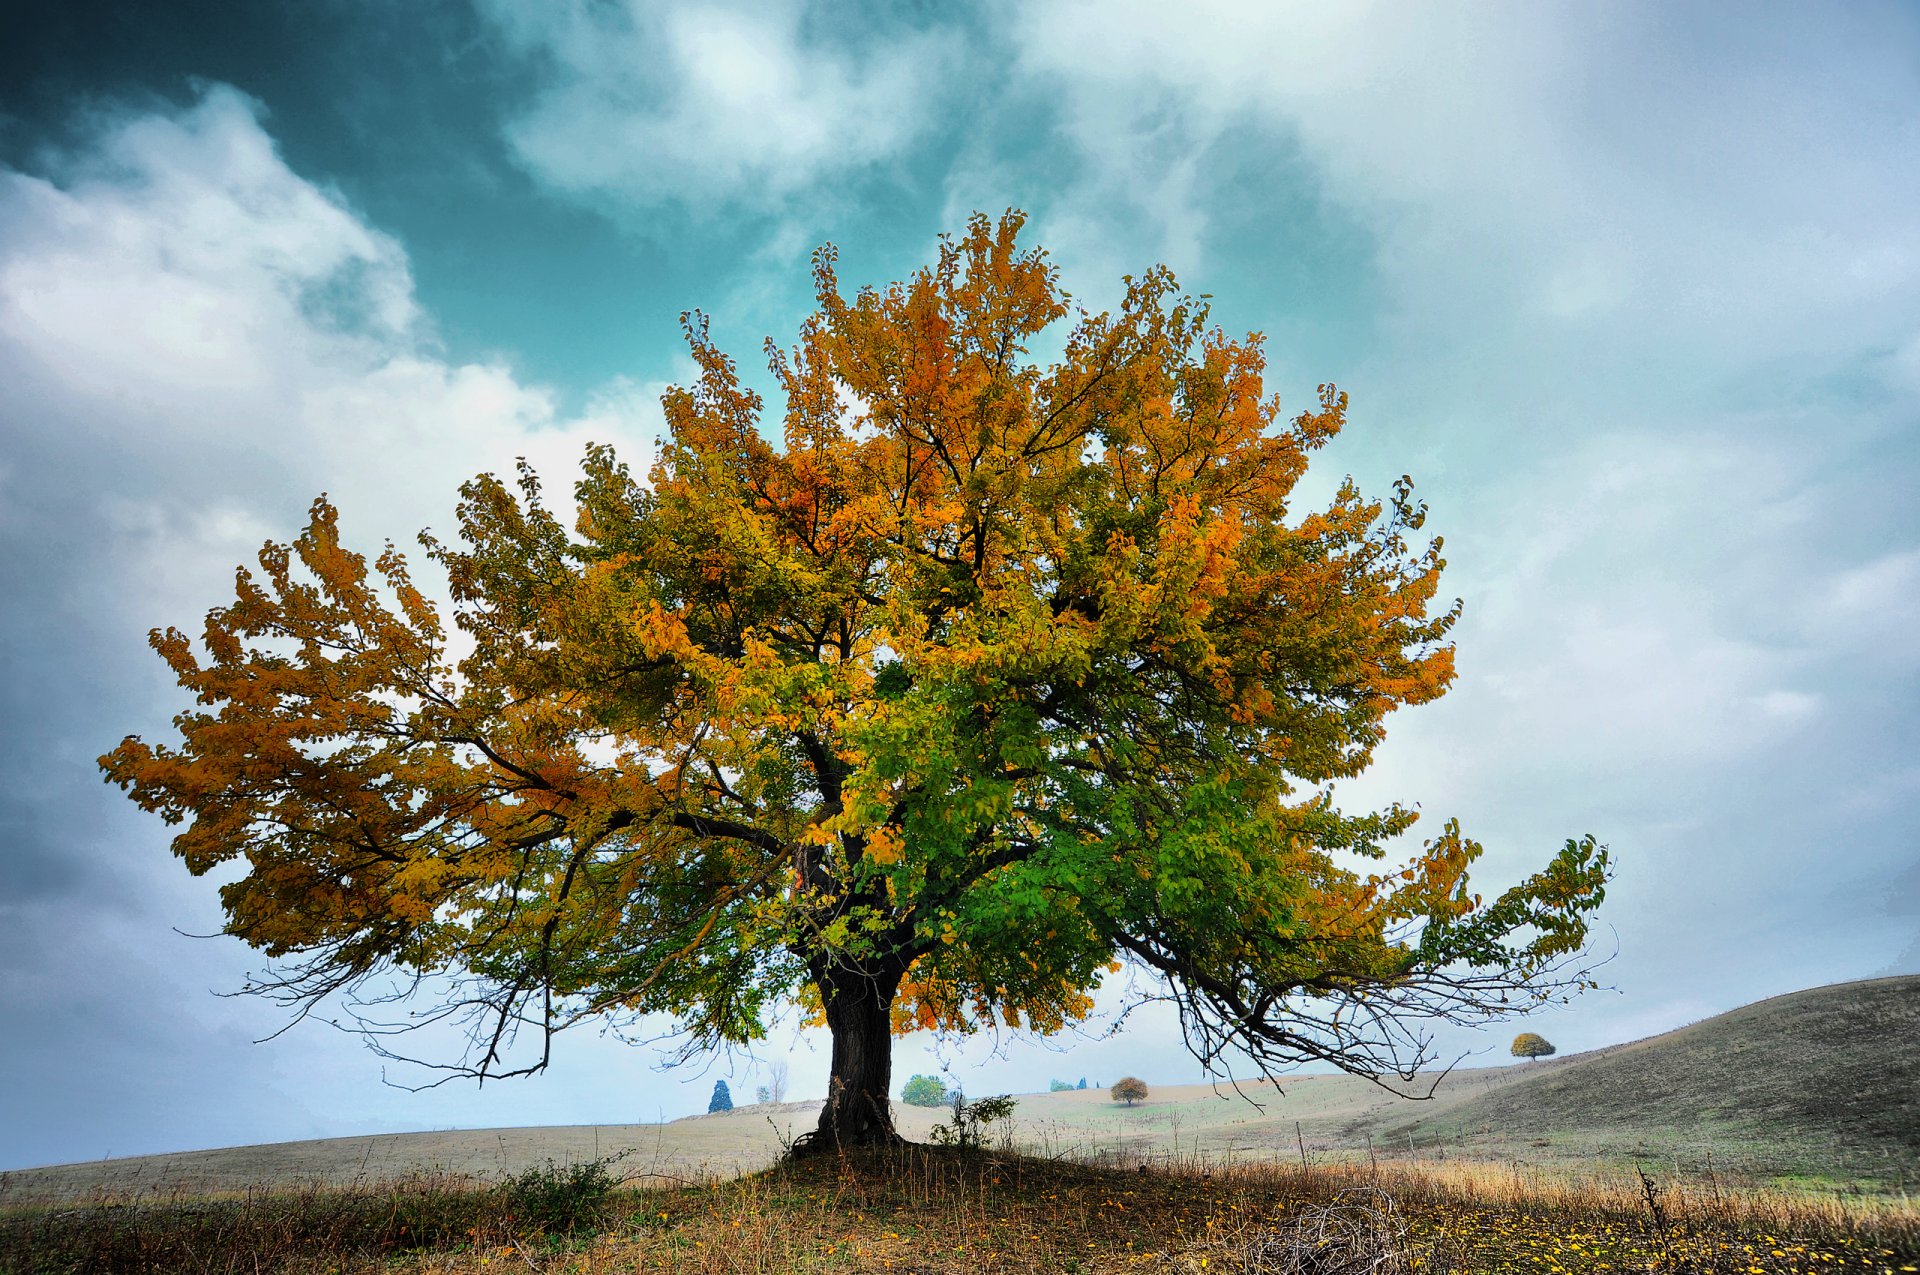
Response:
[791, 964, 904, 1154]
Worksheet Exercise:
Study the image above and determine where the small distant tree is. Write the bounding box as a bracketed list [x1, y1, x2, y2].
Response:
[900, 1074, 949, 1107]
[764, 1059, 789, 1103]
[1111, 1076, 1149, 1106]
[1510, 1032, 1556, 1061]
[1049, 1078, 1073, 1091]
[755, 1085, 771, 1104]
[709, 1080, 734, 1113]
[1077, 1078, 1087, 1090]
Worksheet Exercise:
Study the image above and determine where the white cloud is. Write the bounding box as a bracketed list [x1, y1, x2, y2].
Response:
[0, 85, 659, 633]
[480, 0, 958, 211]
[0, 84, 686, 1164]
[1008, 2, 1920, 393]
[1816, 545, 1920, 661]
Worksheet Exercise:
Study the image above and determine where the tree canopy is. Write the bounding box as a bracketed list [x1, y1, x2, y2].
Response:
[900, 1075, 949, 1108]
[1510, 1032, 1557, 1060]
[102, 211, 1608, 1149]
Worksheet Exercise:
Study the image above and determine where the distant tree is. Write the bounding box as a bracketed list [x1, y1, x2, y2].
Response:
[1111, 1076, 1149, 1106]
[754, 1058, 788, 1104]
[900, 1074, 949, 1107]
[1510, 1032, 1556, 1061]
[1049, 1078, 1074, 1091]
[1077, 1078, 1087, 1090]
[709, 1080, 734, 1113]
[755, 1085, 771, 1104]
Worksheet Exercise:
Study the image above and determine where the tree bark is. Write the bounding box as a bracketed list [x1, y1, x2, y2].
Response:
[791, 963, 905, 1154]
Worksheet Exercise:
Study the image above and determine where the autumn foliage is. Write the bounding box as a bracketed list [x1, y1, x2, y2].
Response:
[102, 211, 1608, 1150]
[1511, 1032, 1557, 1060]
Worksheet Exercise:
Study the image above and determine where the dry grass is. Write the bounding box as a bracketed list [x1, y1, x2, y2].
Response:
[5, 1143, 1916, 1275]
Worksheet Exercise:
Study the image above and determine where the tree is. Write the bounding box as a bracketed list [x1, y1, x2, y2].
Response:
[709, 1079, 733, 1113]
[100, 210, 1609, 1155]
[1510, 1032, 1556, 1061]
[763, 1058, 789, 1103]
[1077, 1078, 1087, 1090]
[1111, 1076, 1149, 1107]
[900, 1074, 948, 1108]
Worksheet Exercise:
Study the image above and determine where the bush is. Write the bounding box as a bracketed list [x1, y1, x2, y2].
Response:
[498, 1154, 625, 1235]
[1049, 1078, 1074, 1092]
[930, 1094, 1017, 1150]
[1111, 1076, 1149, 1106]
[900, 1073, 949, 1107]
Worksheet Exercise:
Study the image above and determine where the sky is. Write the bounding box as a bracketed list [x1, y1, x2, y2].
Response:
[1, 1, 1916, 1172]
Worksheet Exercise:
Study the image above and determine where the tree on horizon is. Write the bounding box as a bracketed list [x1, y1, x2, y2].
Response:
[900, 1074, 948, 1108]
[708, 1079, 733, 1113]
[102, 211, 1609, 1153]
[1510, 1032, 1557, 1062]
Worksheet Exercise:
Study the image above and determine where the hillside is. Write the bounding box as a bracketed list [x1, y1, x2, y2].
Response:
[1380, 975, 1920, 1183]
[3, 976, 1912, 1204]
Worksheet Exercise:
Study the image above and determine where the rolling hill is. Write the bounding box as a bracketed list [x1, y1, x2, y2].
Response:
[1377, 973, 1919, 1183]
[3, 975, 1912, 1204]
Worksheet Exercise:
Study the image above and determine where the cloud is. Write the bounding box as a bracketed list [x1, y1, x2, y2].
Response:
[478, 0, 959, 213]
[0, 85, 672, 1165]
[1007, 2, 1920, 402]
[0, 84, 658, 649]
[984, 3, 1920, 1012]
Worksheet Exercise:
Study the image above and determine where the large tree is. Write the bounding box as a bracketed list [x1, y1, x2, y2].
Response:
[102, 212, 1608, 1152]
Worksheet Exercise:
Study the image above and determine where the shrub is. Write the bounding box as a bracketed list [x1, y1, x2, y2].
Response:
[1111, 1076, 1149, 1106]
[1049, 1078, 1074, 1092]
[1510, 1032, 1556, 1060]
[900, 1073, 949, 1107]
[930, 1094, 1018, 1150]
[498, 1154, 625, 1235]
[709, 1079, 734, 1112]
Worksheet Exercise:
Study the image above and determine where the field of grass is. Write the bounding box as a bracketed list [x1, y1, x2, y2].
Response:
[19, 977, 1911, 1207]
[4, 976, 1915, 1271]
[4, 1144, 1917, 1273]
[1381, 975, 1920, 1190]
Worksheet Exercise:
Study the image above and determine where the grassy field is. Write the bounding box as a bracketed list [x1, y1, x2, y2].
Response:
[12, 975, 1914, 1205]
[3, 1145, 1916, 1273]
[3, 976, 1915, 1271]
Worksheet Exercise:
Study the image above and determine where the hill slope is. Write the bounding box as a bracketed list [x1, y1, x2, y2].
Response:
[3, 976, 1912, 1203]
[1379, 975, 1919, 1182]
